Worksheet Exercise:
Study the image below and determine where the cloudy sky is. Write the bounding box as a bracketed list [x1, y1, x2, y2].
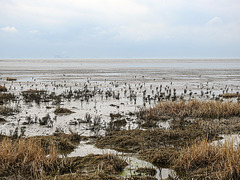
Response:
[0, 0, 240, 58]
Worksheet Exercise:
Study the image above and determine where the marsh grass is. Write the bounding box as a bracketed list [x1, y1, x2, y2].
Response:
[0, 138, 59, 178]
[96, 125, 214, 153]
[29, 132, 81, 154]
[142, 100, 240, 120]
[174, 139, 240, 179]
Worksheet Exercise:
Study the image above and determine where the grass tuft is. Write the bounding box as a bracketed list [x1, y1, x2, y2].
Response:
[0, 138, 59, 178]
[174, 139, 240, 179]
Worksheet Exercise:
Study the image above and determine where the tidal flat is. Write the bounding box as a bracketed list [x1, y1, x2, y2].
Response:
[0, 59, 240, 179]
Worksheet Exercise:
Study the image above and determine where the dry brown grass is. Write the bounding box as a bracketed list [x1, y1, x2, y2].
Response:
[174, 139, 240, 179]
[29, 132, 81, 154]
[0, 138, 59, 178]
[143, 100, 240, 120]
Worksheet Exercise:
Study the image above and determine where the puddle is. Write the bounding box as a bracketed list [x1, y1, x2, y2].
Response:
[212, 134, 240, 148]
[67, 141, 176, 179]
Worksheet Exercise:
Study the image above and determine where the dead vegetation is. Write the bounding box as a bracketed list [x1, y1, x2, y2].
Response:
[50, 154, 128, 180]
[140, 100, 240, 120]
[174, 139, 240, 179]
[54, 107, 74, 115]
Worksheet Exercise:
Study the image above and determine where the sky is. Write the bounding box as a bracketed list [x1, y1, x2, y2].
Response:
[0, 0, 240, 59]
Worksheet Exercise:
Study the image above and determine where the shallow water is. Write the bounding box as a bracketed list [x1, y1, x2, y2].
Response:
[0, 59, 239, 179]
[68, 141, 176, 180]
[0, 59, 240, 136]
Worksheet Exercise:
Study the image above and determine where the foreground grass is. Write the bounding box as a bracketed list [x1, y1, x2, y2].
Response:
[141, 100, 240, 120]
[28, 132, 82, 154]
[174, 139, 240, 179]
[0, 136, 128, 179]
[0, 138, 59, 178]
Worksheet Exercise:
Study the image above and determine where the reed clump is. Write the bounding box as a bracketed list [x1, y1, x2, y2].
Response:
[174, 139, 240, 179]
[142, 100, 240, 120]
[0, 138, 59, 178]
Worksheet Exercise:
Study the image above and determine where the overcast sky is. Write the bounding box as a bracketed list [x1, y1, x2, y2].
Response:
[0, 0, 240, 58]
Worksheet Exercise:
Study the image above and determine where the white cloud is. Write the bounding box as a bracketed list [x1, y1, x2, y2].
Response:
[0, 0, 240, 58]
[1, 26, 18, 33]
[29, 30, 39, 34]
[206, 17, 223, 26]
[114, 22, 166, 41]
